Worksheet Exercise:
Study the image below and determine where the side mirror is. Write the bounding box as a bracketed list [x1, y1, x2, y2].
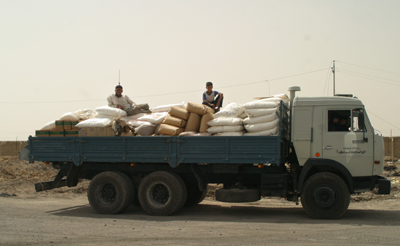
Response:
[358, 111, 368, 142]
[359, 111, 365, 130]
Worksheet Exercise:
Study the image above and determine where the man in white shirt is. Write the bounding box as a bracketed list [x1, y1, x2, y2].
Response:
[107, 85, 150, 115]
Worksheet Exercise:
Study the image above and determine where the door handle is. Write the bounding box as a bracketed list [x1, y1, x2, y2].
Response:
[323, 146, 333, 150]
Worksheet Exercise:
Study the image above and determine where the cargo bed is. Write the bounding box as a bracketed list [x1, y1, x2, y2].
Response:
[28, 135, 288, 167]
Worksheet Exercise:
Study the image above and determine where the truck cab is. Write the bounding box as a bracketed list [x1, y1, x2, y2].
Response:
[291, 95, 390, 218]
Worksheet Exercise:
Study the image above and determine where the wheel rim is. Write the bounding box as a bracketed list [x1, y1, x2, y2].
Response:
[148, 183, 170, 207]
[97, 183, 117, 205]
[313, 186, 335, 208]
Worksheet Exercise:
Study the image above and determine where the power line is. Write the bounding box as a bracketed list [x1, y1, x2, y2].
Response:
[336, 61, 400, 76]
[0, 67, 330, 104]
[337, 69, 400, 87]
[337, 68, 400, 84]
[367, 111, 400, 131]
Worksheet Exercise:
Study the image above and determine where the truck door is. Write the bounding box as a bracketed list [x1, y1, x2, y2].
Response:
[322, 108, 374, 176]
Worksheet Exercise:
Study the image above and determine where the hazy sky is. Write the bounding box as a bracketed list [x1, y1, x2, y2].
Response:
[1, 0, 400, 140]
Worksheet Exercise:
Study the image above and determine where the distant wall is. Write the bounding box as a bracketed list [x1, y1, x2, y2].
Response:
[0, 141, 28, 156]
[384, 137, 400, 161]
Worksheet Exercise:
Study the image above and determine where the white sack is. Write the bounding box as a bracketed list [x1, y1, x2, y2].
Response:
[245, 108, 278, 118]
[243, 127, 279, 136]
[244, 100, 279, 109]
[207, 117, 243, 126]
[73, 109, 96, 120]
[151, 102, 185, 113]
[130, 120, 149, 128]
[260, 94, 290, 104]
[135, 122, 156, 136]
[76, 118, 113, 128]
[59, 112, 80, 121]
[179, 131, 197, 137]
[40, 121, 56, 130]
[120, 113, 149, 121]
[137, 112, 168, 125]
[95, 106, 127, 119]
[214, 103, 245, 118]
[243, 113, 278, 125]
[244, 119, 279, 132]
[214, 131, 245, 136]
[238, 112, 248, 119]
[195, 133, 212, 136]
[207, 125, 244, 133]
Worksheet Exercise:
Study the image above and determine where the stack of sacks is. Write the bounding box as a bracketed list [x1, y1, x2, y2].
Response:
[207, 103, 245, 136]
[134, 112, 168, 136]
[112, 119, 134, 136]
[76, 106, 126, 129]
[123, 102, 185, 136]
[158, 106, 190, 136]
[243, 96, 286, 136]
[151, 102, 185, 113]
[40, 109, 95, 131]
[183, 102, 214, 135]
[120, 113, 150, 128]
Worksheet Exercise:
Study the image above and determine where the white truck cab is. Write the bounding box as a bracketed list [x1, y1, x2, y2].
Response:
[291, 95, 389, 194]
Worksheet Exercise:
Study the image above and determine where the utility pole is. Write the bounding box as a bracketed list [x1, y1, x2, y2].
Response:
[391, 129, 394, 162]
[331, 60, 336, 96]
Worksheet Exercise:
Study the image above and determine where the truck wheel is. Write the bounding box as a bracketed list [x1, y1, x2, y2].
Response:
[301, 172, 350, 219]
[138, 171, 187, 216]
[184, 184, 208, 206]
[87, 171, 134, 214]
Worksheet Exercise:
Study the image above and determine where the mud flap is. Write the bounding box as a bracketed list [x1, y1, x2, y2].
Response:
[378, 178, 391, 194]
[67, 164, 83, 187]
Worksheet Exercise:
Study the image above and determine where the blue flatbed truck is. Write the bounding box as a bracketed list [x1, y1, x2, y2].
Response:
[26, 87, 391, 219]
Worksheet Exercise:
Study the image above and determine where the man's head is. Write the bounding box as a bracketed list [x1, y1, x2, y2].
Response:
[331, 113, 339, 123]
[115, 85, 123, 97]
[206, 81, 213, 92]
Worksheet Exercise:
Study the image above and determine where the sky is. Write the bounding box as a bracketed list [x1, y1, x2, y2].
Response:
[1, 0, 400, 141]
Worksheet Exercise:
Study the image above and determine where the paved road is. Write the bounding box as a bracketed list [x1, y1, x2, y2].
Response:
[1, 196, 400, 245]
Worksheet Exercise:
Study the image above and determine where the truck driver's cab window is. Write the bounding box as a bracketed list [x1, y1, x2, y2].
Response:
[328, 110, 351, 132]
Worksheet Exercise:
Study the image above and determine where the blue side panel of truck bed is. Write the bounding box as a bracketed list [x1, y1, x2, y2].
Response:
[28, 135, 284, 167]
[176, 136, 281, 165]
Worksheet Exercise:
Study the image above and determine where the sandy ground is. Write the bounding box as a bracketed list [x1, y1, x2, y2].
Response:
[1, 156, 400, 246]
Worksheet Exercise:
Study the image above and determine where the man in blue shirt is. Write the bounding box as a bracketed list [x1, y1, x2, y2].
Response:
[202, 81, 223, 112]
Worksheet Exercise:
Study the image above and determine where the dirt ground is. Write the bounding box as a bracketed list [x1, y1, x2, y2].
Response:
[1, 156, 400, 245]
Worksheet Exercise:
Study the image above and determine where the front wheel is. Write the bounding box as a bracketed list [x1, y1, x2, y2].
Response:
[301, 172, 350, 219]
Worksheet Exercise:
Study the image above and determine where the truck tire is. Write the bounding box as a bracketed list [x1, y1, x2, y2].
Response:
[184, 184, 208, 206]
[87, 171, 134, 214]
[138, 171, 187, 216]
[216, 188, 260, 202]
[301, 172, 350, 219]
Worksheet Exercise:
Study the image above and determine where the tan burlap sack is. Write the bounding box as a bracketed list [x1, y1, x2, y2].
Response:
[205, 106, 215, 114]
[185, 113, 201, 132]
[162, 114, 187, 128]
[169, 106, 190, 120]
[199, 112, 214, 133]
[186, 102, 207, 115]
[158, 124, 185, 136]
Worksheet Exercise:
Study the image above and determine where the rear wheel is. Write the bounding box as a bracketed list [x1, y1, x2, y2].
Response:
[301, 172, 350, 219]
[87, 171, 134, 214]
[138, 171, 187, 216]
